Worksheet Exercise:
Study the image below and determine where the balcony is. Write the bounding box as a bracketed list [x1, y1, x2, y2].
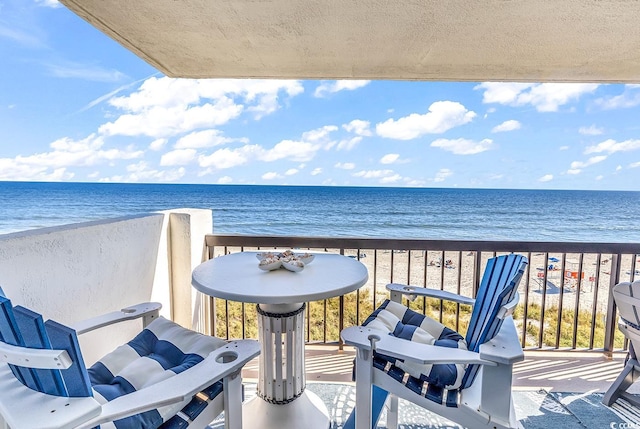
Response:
[0, 208, 638, 428]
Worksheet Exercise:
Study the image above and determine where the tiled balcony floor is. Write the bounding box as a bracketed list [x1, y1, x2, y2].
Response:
[229, 345, 640, 429]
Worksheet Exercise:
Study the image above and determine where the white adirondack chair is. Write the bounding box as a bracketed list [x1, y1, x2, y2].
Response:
[0, 288, 259, 429]
[342, 254, 528, 429]
[603, 280, 640, 408]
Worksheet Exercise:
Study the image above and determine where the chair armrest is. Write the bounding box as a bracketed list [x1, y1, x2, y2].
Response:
[341, 326, 494, 366]
[0, 341, 72, 369]
[76, 339, 260, 429]
[478, 317, 524, 365]
[71, 302, 162, 335]
[386, 283, 475, 306]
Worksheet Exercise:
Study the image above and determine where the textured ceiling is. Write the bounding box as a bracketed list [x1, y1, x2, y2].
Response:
[60, 0, 640, 82]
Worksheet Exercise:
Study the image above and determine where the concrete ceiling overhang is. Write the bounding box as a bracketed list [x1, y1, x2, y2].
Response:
[60, 0, 640, 83]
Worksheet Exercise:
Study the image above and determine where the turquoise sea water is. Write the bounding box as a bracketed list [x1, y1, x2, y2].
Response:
[0, 181, 638, 242]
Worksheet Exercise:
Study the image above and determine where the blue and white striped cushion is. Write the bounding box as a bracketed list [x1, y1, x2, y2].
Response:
[88, 316, 227, 429]
[363, 299, 468, 390]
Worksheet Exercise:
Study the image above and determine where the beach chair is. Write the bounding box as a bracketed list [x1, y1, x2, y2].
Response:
[602, 280, 640, 408]
[0, 287, 259, 429]
[342, 254, 528, 429]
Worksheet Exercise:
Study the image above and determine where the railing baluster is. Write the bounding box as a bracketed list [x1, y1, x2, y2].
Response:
[555, 253, 567, 349]
[439, 250, 445, 323]
[572, 253, 584, 349]
[604, 253, 621, 355]
[589, 253, 602, 349]
[521, 251, 532, 348]
[373, 249, 378, 313]
[539, 252, 549, 348]
[455, 250, 463, 332]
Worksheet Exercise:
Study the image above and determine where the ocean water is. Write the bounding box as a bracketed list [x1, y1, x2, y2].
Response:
[0, 181, 638, 243]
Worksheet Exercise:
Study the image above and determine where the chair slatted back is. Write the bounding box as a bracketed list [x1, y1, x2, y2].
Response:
[45, 320, 92, 397]
[613, 280, 640, 353]
[0, 296, 42, 390]
[13, 306, 67, 395]
[460, 254, 527, 389]
[614, 281, 640, 325]
[0, 288, 92, 398]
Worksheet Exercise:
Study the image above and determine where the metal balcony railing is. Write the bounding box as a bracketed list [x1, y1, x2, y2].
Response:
[199, 234, 640, 353]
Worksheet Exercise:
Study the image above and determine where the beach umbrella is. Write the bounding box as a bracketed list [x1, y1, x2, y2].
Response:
[549, 257, 560, 263]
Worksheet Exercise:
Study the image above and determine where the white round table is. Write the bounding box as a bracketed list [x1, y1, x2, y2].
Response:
[192, 251, 368, 429]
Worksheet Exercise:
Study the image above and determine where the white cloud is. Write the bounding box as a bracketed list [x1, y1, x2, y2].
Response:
[100, 98, 243, 138]
[476, 83, 535, 104]
[353, 169, 402, 184]
[310, 168, 323, 176]
[262, 172, 281, 180]
[302, 126, 338, 142]
[100, 77, 303, 138]
[0, 163, 74, 182]
[380, 174, 402, 184]
[491, 120, 521, 133]
[243, 80, 304, 119]
[380, 154, 400, 164]
[198, 145, 261, 169]
[335, 136, 362, 151]
[559, 146, 570, 151]
[579, 125, 604, 136]
[403, 178, 426, 187]
[629, 162, 640, 168]
[0, 134, 143, 181]
[335, 162, 355, 170]
[285, 168, 299, 176]
[617, 165, 623, 171]
[261, 140, 321, 162]
[191, 124, 346, 173]
[433, 168, 453, 182]
[483, 107, 497, 119]
[160, 149, 197, 166]
[35, 0, 61, 7]
[343, 120, 372, 136]
[353, 169, 395, 179]
[585, 139, 640, 154]
[475, 82, 599, 112]
[376, 101, 476, 140]
[430, 138, 494, 155]
[175, 129, 238, 149]
[314, 80, 370, 97]
[567, 155, 607, 175]
[104, 161, 185, 182]
[149, 138, 167, 151]
[570, 155, 607, 170]
[539, 174, 553, 182]
[217, 176, 233, 184]
[595, 175, 604, 180]
[595, 86, 640, 110]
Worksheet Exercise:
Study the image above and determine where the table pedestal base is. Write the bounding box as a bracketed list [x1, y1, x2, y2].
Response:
[242, 390, 329, 429]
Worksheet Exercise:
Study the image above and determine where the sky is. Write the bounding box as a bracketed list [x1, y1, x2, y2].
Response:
[1, 2, 640, 191]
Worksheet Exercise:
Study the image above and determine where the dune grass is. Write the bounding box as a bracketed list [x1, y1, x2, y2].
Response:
[213, 291, 623, 350]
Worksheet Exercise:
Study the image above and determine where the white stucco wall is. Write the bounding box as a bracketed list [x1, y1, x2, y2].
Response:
[0, 208, 212, 365]
[153, 208, 213, 330]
